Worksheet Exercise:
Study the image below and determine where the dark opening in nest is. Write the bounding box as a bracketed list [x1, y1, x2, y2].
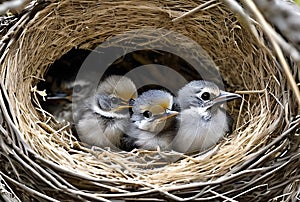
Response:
[0, 0, 299, 201]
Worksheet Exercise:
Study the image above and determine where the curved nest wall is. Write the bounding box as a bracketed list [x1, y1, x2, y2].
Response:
[0, 0, 299, 201]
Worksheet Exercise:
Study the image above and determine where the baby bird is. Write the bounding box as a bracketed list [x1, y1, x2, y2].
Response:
[172, 80, 241, 153]
[124, 90, 179, 151]
[75, 75, 137, 149]
[47, 78, 93, 123]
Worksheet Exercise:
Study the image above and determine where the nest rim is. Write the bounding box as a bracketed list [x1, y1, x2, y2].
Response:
[0, 0, 299, 201]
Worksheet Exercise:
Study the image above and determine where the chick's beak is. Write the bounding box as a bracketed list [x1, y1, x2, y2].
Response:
[213, 91, 242, 104]
[112, 101, 133, 112]
[47, 93, 72, 102]
[157, 110, 179, 122]
[114, 105, 133, 111]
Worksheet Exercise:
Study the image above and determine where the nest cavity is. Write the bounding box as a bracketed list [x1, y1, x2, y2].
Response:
[0, 0, 299, 201]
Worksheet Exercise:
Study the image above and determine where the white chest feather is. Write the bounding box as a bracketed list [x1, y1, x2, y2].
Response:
[134, 130, 174, 150]
[77, 113, 126, 149]
[172, 107, 229, 153]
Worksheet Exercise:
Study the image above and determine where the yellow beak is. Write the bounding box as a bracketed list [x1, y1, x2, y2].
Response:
[112, 105, 133, 112]
[157, 111, 179, 122]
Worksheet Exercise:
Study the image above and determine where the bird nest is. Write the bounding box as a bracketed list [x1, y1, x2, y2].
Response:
[0, 0, 299, 201]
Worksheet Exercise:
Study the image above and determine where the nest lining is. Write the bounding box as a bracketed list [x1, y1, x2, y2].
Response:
[0, 0, 299, 201]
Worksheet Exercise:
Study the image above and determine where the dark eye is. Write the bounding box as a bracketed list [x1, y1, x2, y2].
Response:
[172, 102, 180, 111]
[143, 110, 152, 118]
[129, 98, 135, 106]
[111, 97, 119, 104]
[73, 85, 82, 93]
[201, 92, 210, 100]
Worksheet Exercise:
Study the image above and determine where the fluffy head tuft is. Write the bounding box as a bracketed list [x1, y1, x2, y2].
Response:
[97, 75, 137, 101]
[133, 90, 173, 115]
[177, 80, 221, 110]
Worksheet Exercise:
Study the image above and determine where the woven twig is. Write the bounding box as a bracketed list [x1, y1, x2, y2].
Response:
[0, 174, 20, 202]
[0, 0, 299, 201]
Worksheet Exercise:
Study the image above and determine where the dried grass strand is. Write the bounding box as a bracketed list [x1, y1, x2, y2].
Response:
[241, 0, 300, 108]
[0, 0, 298, 201]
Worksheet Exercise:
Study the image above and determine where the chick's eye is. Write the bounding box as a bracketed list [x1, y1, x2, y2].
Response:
[143, 110, 152, 118]
[111, 97, 119, 104]
[73, 85, 82, 93]
[129, 98, 135, 106]
[201, 92, 210, 101]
